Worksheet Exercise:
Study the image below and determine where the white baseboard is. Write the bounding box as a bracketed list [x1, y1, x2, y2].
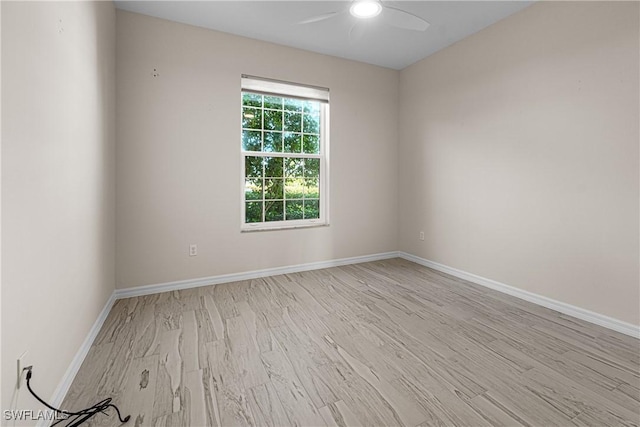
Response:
[118, 250, 639, 338]
[38, 292, 117, 427]
[115, 251, 401, 299]
[398, 251, 640, 339]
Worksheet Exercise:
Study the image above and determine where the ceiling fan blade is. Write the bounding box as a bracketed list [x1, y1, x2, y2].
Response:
[348, 21, 367, 43]
[382, 6, 430, 31]
[298, 11, 341, 25]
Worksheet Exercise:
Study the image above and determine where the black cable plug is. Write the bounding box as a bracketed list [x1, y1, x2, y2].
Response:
[23, 366, 33, 381]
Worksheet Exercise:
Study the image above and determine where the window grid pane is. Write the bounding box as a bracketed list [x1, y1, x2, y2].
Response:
[243, 152, 322, 224]
[242, 90, 324, 226]
[242, 91, 321, 156]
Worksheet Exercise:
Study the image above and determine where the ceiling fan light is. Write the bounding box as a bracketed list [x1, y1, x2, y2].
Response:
[350, 1, 382, 19]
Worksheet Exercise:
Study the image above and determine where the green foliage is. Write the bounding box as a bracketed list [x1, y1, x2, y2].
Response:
[243, 93, 262, 108]
[304, 199, 320, 219]
[242, 92, 321, 155]
[264, 132, 283, 152]
[265, 200, 284, 221]
[284, 133, 302, 153]
[245, 178, 263, 200]
[284, 112, 302, 132]
[303, 113, 320, 134]
[242, 91, 323, 224]
[285, 178, 304, 199]
[303, 135, 319, 154]
[243, 107, 262, 129]
[285, 158, 304, 177]
[286, 200, 304, 220]
[284, 98, 303, 112]
[243, 130, 262, 151]
[264, 110, 283, 131]
[264, 157, 283, 177]
[304, 158, 320, 177]
[265, 178, 284, 199]
[245, 201, 262, 223]
[304, 178, 319, 198]
[245, 156, 263, 177]
[264, 96, 283, 110]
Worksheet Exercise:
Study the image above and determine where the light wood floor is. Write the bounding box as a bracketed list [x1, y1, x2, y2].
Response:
[62, 258, 640, 426]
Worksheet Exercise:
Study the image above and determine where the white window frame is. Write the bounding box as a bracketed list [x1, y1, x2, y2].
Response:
[240, 75, 330, 231]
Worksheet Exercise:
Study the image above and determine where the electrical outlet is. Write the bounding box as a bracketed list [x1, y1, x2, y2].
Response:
[17, 351, 28, 389]
[189, 244, 198, 257]
[419, 231, 425, 241]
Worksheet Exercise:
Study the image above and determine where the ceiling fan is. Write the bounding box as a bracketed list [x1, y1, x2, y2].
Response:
[298, 0, 430, 36]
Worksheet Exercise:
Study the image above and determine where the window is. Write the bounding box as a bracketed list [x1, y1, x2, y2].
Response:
[241, 75, 329, 231]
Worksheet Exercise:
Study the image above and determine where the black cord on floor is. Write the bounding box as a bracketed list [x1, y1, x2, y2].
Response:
[24, 366, 130, 427]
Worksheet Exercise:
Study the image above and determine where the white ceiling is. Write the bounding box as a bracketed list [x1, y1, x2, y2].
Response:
[114, 1, 534, 70]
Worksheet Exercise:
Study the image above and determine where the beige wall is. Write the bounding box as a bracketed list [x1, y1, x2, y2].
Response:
[1, 0, 115, 410]
[116, 11, 399, 289]
[399, 1, 640, 326]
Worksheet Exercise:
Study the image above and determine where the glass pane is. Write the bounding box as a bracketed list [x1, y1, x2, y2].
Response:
[246, 201, 263, 223]
[283, 132, 302, 153]
[286, 200, 304, 220]
[245, 178, 263, 200]
[284, 98, 303, 112]
[243, 107, 262, 129]
[264, 132, 283, 153]
[242, 130, 262, 151]
[264, 157, 283, 177]
[264, 109, 283, 131]
[242, 93, 323, 226]
[303, 100, 320, 114]
[285, 178, 305, 199]
[304, 158, 320, 178]
[284, 158, 304, 177]
[242, 93, 262, 107]
[265, 178, 284, 199]
[304, 199, 320, 219]
[303, 113, 320, 134]
[264, 96, 283, 110]
[284, 112, 302, 132]
[303, 135, 319, 154]
[245, 156, 263, 178]
[304, 178, 319, 199]
[265, 201, 284, 222]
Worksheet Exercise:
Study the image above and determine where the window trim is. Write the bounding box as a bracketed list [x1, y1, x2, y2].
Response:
[241, 74, 329, 103]
[240, 80, 330, 232]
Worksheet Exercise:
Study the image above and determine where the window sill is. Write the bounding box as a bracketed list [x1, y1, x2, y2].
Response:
[241, 222, 329, 233]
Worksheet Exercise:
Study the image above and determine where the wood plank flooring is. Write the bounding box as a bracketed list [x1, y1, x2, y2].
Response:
[61, 258, 640, 426]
